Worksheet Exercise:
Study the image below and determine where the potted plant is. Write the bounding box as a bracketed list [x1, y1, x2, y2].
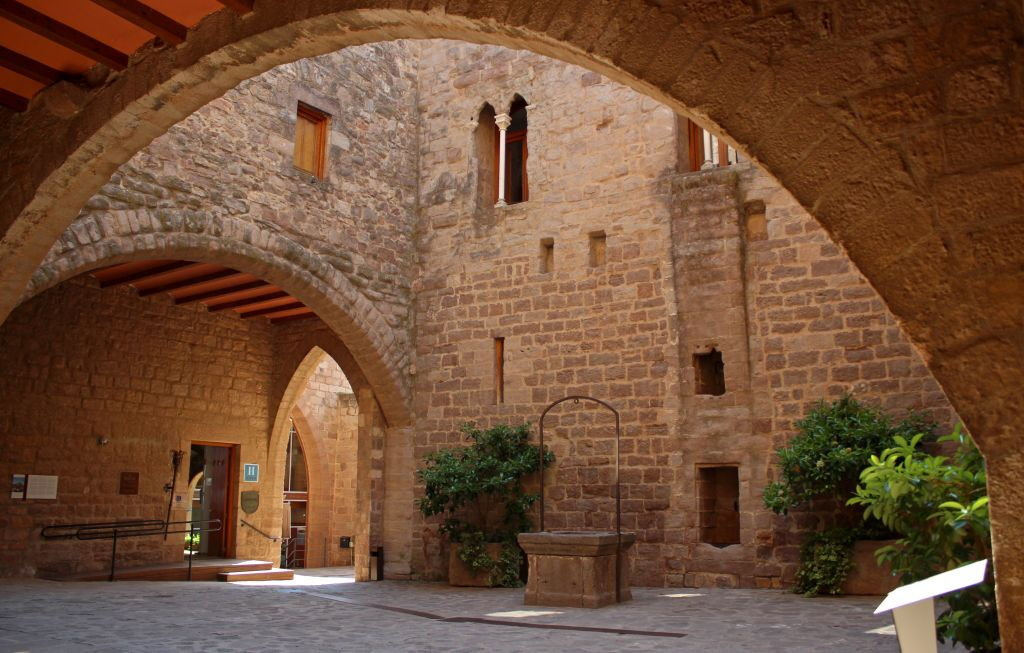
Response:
[416, 422, 554, 587]
[762, 395, 935, 596]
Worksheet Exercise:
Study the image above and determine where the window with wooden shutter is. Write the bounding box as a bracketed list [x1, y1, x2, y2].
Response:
[293, 103, 329, 178]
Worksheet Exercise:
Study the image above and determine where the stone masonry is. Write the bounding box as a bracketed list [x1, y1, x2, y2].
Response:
[2, 41, 958, 592]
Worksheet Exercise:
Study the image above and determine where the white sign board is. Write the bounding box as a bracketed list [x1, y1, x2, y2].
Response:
[25, 475, 58, 500]
[874, 560, 988, 653]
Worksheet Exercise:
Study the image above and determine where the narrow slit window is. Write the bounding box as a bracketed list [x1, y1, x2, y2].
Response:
[294, 103, 329, 178]
[589, 231, 607, 267]
[694, 348, 725, 396]
[539, 238, 554, 274]
[494, 337, 505, 404]
[699, 466, 740, 547]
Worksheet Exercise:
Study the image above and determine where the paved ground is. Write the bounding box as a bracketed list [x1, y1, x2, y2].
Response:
[0, 567, 960, 652]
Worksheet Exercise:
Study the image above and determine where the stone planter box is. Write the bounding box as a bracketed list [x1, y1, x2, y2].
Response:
[842, 539, 901, 595]
[518, 531, 635, 608]
[448, 542, 504, 587]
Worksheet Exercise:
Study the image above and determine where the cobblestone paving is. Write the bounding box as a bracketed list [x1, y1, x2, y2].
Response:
[0, 568, 961, 652]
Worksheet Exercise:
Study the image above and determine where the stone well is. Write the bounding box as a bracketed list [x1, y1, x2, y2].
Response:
[518, 531, 635, 608]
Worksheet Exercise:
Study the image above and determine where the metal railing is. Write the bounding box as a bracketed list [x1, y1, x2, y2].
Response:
[240, 518, 279, 542]
[41, 518, 221, 582]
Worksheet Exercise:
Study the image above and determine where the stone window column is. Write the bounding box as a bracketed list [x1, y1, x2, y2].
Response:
[494, 112, 512, 207]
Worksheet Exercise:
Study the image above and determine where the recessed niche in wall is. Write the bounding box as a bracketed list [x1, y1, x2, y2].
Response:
[539, 238, 554, 273]
[494, 337, 505, 405]
[694, 348, 725, 396]
[589, 230, 607, 267]
[698, 466, 740, 547]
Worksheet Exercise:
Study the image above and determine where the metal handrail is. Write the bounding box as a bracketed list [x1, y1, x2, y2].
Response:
[41, 518, 221, 582]
[240, 518, 279, 542]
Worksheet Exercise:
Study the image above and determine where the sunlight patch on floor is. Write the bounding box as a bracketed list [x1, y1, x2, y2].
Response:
[660, 593, 705, 598]
[865, 624, 896, 636]
[485, 610, 564, 618]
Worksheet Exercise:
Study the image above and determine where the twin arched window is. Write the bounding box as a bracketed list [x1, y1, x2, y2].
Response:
[476, 95, 529, 208]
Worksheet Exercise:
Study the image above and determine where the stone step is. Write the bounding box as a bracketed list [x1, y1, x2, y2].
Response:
[218, 568, 294, 582]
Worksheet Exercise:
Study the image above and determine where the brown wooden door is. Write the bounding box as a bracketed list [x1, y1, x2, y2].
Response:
[202, 444, 233, 557]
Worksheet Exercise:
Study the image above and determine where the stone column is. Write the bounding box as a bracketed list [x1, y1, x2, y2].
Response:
[986, 444, 1024, 649]
[494, 113, 511, 207]
[354, 387, 376, 581]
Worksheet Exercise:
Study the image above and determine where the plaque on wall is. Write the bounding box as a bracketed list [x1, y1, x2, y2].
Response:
[243, 463, 259, 483]
[119, 471, 140, 495]
[240, 490, 260, 514]
[25, 475, 58, 500]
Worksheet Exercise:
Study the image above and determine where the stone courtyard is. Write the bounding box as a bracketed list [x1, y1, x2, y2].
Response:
[0, 569, 962, 652]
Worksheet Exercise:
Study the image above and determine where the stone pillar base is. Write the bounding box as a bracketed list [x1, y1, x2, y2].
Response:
[517, 531, 635, 608]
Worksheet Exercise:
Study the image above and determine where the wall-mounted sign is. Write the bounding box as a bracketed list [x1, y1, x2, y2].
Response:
[240, 490, 260, 514]
[243, 463, 259, 483]
[174, 493, 185, 506]
[11, 474, 26, 499]
[25, 475, 58, 500]
[119, 471, 139, 495]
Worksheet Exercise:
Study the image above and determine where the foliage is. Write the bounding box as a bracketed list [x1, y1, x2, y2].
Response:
[794, 527, 856, 596]
[848, 425, 998, 652]
[416, 422, 553, 587]
[763, 395, 935, 514]
[184, 532, 200, 549]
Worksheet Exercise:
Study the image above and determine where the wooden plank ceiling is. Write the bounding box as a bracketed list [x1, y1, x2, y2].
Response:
[91, 260, 317, 324]
[0, 0, 252, 112]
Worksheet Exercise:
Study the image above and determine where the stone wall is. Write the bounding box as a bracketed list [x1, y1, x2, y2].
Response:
[0, 277, 275, 575]
[411, 40, 958, 587]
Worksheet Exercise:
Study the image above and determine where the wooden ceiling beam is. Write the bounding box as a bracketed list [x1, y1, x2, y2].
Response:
[0, 45, 61, 84]
[89, 0, 187, 45]
[137, 268, 240, 297]
[206, 289, 288, 312]
[214, 0, 254, 15]
[0, 0, 130, 70]
[99, 261, 194, 288]
[0, 87, 28, 111]
[239, 301, 305, 319]
[175, 279, 269, 305]
[270, 311, 317, 325]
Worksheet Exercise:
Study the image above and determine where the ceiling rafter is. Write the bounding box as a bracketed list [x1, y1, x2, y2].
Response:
[175, 279, 269, 305]
[136, 268, 241, 297]
[270, 311, 317, 325]
[239, 301, 306, 319]
[0, 45, 61, 84]
[206, 290, 288, 312]
[214, 0, 254, 15]
[88, 0, 188, 45]
[0, 87, 27, 111]
[98, 260, 195, 287]
[0, 0, 130, 70]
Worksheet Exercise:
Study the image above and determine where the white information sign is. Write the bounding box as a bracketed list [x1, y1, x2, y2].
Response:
[25, 474, 59, 500]
[874, 559, 988, 653]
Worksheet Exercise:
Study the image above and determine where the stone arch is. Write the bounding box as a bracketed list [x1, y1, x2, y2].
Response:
[0, 4, 1017, 458]
[22, 217, 411, 428]
[0, 1, 1020, 638]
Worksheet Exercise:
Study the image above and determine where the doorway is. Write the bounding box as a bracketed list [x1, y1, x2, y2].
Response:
[282, 421, 308, 568]
[188, 442, 238, 558]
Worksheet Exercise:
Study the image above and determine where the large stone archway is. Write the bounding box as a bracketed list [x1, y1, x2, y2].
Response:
[0, 1, 1021, 641]
[24, 219, 412, 428]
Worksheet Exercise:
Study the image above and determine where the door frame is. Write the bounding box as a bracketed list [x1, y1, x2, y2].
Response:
[191, 440, 240, 558]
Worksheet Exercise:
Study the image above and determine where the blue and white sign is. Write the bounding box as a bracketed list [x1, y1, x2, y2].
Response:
[243, 463, 259, 483]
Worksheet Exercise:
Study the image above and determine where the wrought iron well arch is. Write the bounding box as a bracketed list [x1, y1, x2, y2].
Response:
[537, 395, 623, 602]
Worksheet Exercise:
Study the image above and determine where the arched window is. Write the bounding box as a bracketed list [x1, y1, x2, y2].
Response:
[475, 103, 497, 214]
[494, 95, 529, 206]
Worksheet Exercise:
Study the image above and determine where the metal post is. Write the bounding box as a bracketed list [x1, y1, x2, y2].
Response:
[537, 395, 622, 602]
[187, 524, 195, 581]
[109, 528, 118, 582]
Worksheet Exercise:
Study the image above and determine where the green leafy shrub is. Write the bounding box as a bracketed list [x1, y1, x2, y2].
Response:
[794, 527, 856, 596]
[416, 422, 553, 587]
[848, 425, 998, 652]
[763, 395, 935, 514]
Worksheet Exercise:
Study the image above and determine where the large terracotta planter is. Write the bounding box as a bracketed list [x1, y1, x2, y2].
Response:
[842, 539, 901, 595]
[518, 531, 635, 608]
[448, 542, 504, 587]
